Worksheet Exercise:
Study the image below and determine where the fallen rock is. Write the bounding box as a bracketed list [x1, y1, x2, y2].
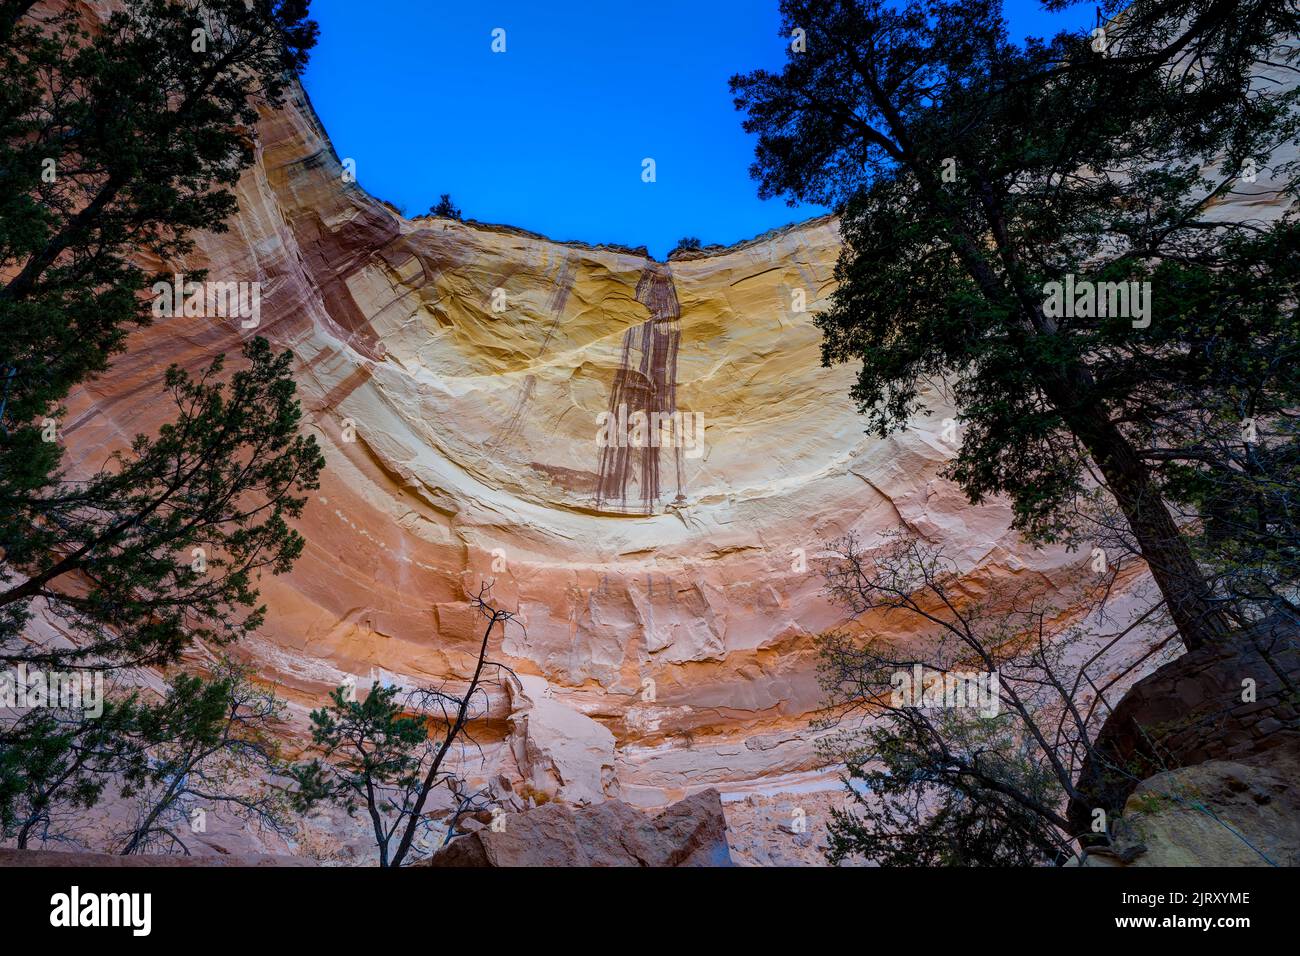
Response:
[420, 788, 732, 867]
[507, 675, 618, 805]
[1068, 616, 1300, 836]
[1072, 740, 1300, 866]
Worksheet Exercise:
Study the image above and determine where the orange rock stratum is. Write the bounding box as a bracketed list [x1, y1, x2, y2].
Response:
[40, 28, 1169, 862]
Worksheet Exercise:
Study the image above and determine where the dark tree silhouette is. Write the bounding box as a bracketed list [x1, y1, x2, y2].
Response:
[428, 193, 463, 220]
[291, 585, 514, 867]
[732, 0, 1300, 649]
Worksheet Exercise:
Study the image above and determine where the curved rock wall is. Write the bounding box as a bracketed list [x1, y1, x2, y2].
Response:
[53, 28, 1154, 816]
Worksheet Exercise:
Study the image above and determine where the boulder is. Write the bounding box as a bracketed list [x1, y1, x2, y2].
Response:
[1072, 740, 1300, 866]
[507, 675, 618, 805]
[420, 788, 732, 867]
[1068, 615, 1300, 836]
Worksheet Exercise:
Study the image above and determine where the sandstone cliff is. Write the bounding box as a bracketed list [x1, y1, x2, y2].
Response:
[42, 8, 1162, 859]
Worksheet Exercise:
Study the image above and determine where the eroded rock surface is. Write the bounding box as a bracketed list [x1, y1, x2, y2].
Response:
[1074, 740, 1300, 867]
[1068, 617, 1300, 836]
[421, 788, 732, 867]
[47, 2, 1164, 847]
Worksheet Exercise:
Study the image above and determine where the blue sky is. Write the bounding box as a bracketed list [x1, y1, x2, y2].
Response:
[303, 1, 1097, 258]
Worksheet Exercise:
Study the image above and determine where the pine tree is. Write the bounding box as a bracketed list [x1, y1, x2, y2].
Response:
[732, 0, 1300, 646]
[0, 1, 323, 843]
[1, 338, 325, 670]
[429, 193, 462, 219]
[0, 0, 317, 511]
[291, 588, 510, 867]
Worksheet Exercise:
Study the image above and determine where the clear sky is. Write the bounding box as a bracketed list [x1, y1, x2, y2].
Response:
[302, 1, 1097, 259]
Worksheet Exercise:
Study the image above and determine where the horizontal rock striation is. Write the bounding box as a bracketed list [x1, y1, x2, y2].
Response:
[48, 3, 1166, 833]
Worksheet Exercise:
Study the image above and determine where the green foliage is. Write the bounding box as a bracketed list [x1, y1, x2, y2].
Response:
[1128, 790, 1169, 816]
[0, 337, 325, 670]
[732, 0, 1300, 643]
[0, 0, 317, 501]
[1145, 227, 1300, 615]
[0, 2, 322, 849]
[290, 682, 438, 867]
[292, 684, 428, 817]
[118, 658, 291, 855]
[0, 0, 324, 668]
[292, 590, 510, 866]
[0, 697, 144, 846]
[429, 193, 462, 219]
[2, 658, 292, 852]
[822, 710, 1067, 866]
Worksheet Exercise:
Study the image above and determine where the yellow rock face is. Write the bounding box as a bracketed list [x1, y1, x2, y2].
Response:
[56, 74, 1152, 809]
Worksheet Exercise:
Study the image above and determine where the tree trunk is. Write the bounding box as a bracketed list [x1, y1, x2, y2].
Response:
[1051, 376, 1233, 651]
[940, 191, 1233, 653]
[388, 610, 498, 868]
